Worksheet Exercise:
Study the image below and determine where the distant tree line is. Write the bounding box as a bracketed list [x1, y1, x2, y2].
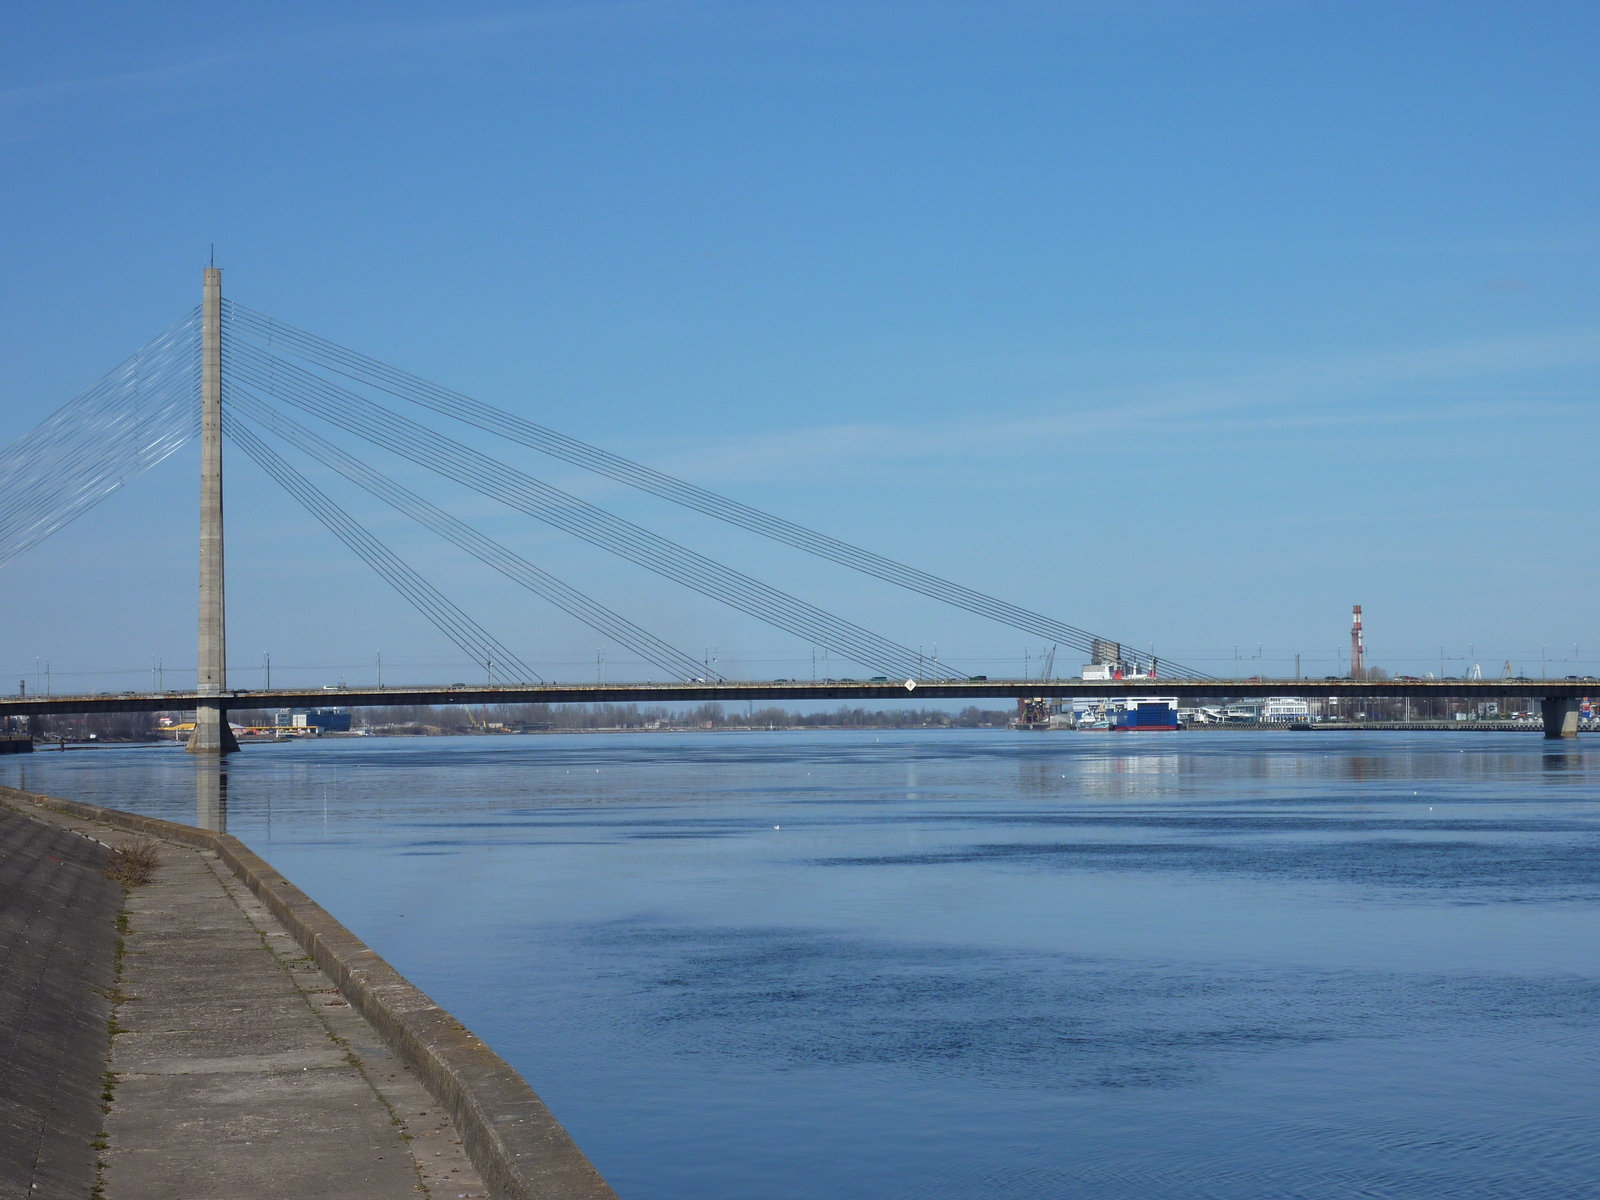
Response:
[349, 702, 1011, 733]
[27, 711, 158, 741]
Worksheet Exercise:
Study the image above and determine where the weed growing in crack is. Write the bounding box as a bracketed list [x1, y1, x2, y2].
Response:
[104, 842, 160, 887]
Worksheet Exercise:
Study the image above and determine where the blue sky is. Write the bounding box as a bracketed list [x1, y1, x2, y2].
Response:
[2, 1, 1597, 691]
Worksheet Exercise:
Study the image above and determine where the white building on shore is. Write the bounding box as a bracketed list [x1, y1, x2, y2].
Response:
[1224, 697, 1311, 723]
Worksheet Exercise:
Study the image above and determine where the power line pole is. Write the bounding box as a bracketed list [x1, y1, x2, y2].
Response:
[188, 264, 238, 754]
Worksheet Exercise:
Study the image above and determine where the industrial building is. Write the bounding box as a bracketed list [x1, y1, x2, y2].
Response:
[273, 708, 353, 732]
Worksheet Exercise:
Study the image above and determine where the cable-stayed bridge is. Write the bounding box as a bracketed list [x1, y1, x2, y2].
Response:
[1, 269, 1588, 742]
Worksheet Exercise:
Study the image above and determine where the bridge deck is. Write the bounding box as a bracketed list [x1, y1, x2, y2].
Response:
[1, 677, 1593, 718]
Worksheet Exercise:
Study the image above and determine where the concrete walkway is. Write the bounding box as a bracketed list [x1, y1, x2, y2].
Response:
[3, 799, 487, 1199]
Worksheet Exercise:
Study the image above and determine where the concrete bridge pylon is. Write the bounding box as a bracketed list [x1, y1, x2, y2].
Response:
[187, 265, 238, 756]
[1542, 696, 1581, 739]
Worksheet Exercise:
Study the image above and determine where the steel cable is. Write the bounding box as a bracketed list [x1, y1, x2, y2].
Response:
[223, 414, 539, 683]
[228, 387, 710, 681]
[0, 326, 197, 550]
[0, 312, 200, 570]
[0, 316, 197, 536]
[224, 340, 944, 680]
[224, 301, 1207, 679]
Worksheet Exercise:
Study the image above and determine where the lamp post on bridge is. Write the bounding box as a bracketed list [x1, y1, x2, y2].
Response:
[187, 265, 239, 755]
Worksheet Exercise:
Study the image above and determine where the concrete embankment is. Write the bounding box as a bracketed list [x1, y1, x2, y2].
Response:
[0, 805, 118, 1199]
[0, 785, 618, 1200]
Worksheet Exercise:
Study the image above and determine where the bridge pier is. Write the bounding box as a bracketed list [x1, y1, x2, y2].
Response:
[188, 705, 238, 755]
[1542, 696, 1580, 739]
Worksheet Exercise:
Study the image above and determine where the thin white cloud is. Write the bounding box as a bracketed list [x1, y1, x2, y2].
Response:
[0, 1, 666, 116]
[621, 326, 1600, 485]
[0, 52, 246, 110]
[0, 0, 1253, 119]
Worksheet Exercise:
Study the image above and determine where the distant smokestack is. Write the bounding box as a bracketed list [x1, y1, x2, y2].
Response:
[1351, 605, 1364, 678]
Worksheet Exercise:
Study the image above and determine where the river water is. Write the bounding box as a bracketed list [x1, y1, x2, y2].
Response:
[11, 731, 1600, 1198]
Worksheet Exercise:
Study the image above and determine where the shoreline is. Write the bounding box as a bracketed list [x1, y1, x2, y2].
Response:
[23, 719, 1593, 749]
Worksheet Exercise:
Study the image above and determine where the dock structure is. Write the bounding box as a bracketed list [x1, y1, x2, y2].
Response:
[0, 786, 618, 1200]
